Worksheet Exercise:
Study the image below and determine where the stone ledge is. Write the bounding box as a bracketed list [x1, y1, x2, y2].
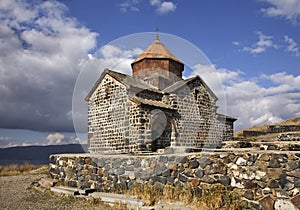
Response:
[49, 151, 300, 210]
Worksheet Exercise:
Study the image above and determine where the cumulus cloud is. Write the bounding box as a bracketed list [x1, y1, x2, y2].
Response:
[45, 133, 65, 145]
[0, 0, 98, 132]
[261, 0, 300, 23]
[149, 0, 176, 14]
[191, 65, 300, 131]
[45, 132, 79, 145]
[243, 32, 277, 55]
[284, 35, 300, 56]
[157, 2, 177, 14]
[120, 0, 140, 12]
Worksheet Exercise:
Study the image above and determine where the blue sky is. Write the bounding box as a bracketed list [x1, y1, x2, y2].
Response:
[0, 0, 299, 147]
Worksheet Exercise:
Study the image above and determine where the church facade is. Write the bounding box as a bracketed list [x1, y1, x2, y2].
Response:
[85, 35, 236, 154]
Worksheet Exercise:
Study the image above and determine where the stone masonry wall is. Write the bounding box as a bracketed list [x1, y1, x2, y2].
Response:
[132, 59, 183, 84]
[169, 79, 223, 148]
[88, 74, 146, 154]
[49, 152, 300, 209]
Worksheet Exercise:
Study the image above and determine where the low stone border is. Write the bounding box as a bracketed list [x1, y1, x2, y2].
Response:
[49, 151, 300, 209]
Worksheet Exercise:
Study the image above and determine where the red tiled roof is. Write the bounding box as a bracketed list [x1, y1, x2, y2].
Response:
[132, 35, 183, 64]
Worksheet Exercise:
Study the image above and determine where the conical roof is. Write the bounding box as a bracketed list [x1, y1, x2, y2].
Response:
[132, 34, 183, 64]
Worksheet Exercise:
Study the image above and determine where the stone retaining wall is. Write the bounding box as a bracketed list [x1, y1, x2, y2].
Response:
[49, 152, 300, 209]
[269, 125, 300, 134]
[278, 132, 300, 142]
[243, 125, 300, 138]
[243, 130, 267, 137]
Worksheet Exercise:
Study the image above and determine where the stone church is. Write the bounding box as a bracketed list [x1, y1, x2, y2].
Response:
[85, 35, 236, 154]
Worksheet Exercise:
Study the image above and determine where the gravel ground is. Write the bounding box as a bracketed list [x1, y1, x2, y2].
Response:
[0, 172, 118, 210]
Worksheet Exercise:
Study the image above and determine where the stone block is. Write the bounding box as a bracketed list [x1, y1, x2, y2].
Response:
[236, 157, 247, 166]
[279, 178, 294, 191]
[189, 160, 199, 169]
[268, 179, 279, 188]
[267, 168, 283, 179]
[195, 169, 204, 178]
[287, 161, 299, 171]
[217, 175, 231, 186]
[259, 195, 275, 210]
[274, 199, 297, 210]
[198, 157, 212, 169]
[191, 179, 200, 187]
[201, 175, 215, 184]
[51, 186, 79, 196]
[38, 177, 57, 188]
[287, 169, 300, 178]
[269, 159, 281, 168]
[179, 174, 189, 183]
[244, 180, 257, 189]
[244, 190, 254, 200]
[291, 194, 300, 208]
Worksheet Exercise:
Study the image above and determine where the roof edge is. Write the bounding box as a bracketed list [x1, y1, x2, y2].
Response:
[85, 69, 111, 101]
[163, 75, 218, 101]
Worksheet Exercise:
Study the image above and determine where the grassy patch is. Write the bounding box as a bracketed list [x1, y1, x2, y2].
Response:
[0, 162, 48, 176]
[128, 183, 249, 209]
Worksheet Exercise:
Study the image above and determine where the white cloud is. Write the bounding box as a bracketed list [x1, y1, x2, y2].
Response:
[0, 136, 12, 148]
[261, 0, 300, 23]
[119, 0, 176, 14]
[120, 0, 140, 12]
[284, 35, 300, 56]
[149, 0, 176, 14]
[0, 0, 98, 132]
[0, 136, 11, 141]
[232, 41, 240, 46]
[95, 45, 142, 74]
[0, 131, 81, 148]
[150, 0, 161, 6]
[45, 132, 79, 145]
[243, 32, 277, 55]
[191, 65, 300, 131]
[46, 133, 65, 145]
[157, 2, 176, 14]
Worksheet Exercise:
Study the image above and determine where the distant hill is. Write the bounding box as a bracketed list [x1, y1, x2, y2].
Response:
[234, 117, 300, 138]
[0, 144, 87, 165]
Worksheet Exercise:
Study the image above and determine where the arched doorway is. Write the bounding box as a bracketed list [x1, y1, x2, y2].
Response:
[150, 110, 176, 152]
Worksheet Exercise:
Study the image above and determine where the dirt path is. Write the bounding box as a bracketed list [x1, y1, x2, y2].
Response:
[0, 172, 115, 210]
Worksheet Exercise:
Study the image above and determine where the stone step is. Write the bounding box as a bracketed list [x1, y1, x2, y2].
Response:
[38, 177, 57, 188]
[50, 186, 79, 196]
[79, 188, 96, 195]
[89, 192, 145, 207]
[154, 203, 191, 210]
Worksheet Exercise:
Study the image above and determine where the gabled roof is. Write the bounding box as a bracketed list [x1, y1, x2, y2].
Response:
[163, 75, 218, 100]
[85, 69, 162, 101]
[129, 96, 175, 110]
[132, 35, 183, 64]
